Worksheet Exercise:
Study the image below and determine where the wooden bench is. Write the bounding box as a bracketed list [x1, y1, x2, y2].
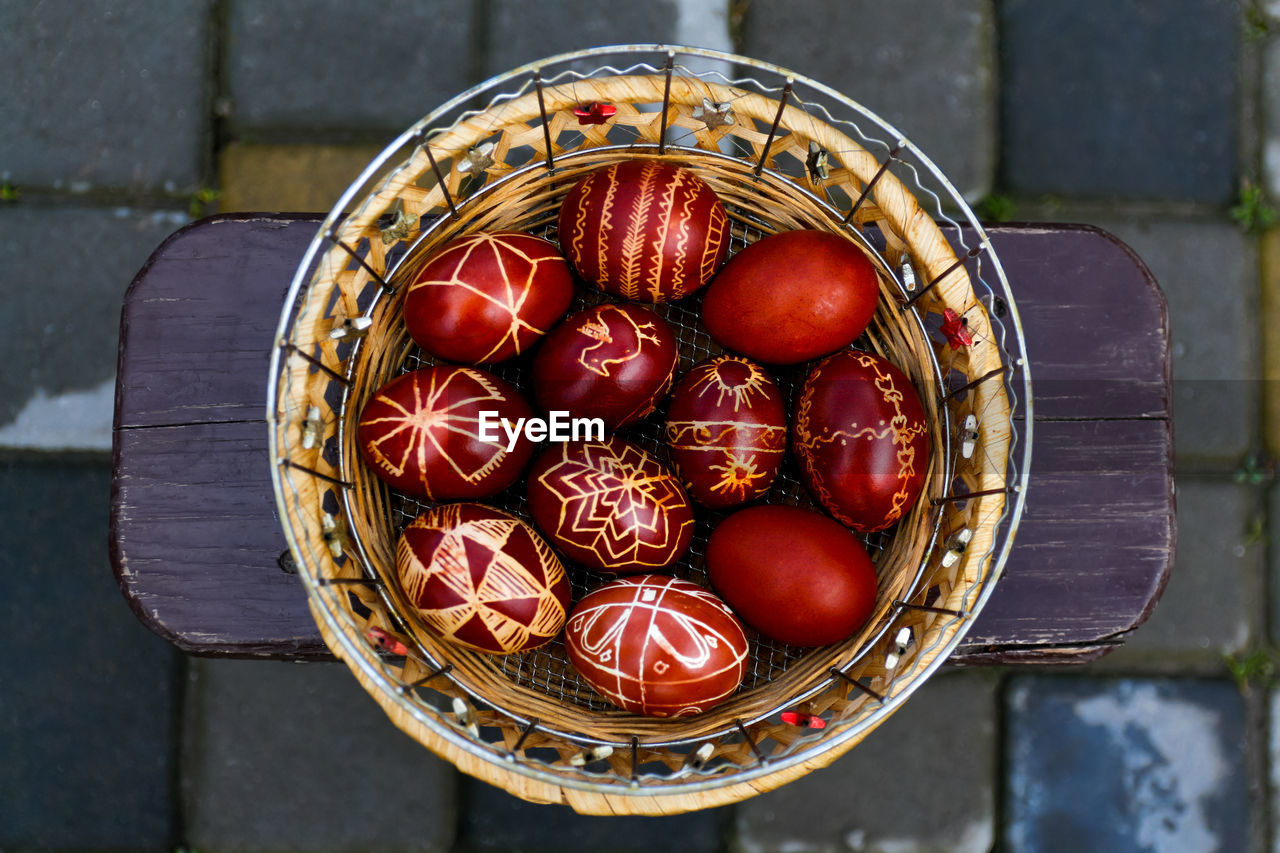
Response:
[108, 214, 1174, 665]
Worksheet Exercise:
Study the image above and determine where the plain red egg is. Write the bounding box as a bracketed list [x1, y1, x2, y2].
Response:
[706, 505, 878, 647]
[565, 575, 748, 717]
[793, 350, 930, 532]
[701, 230, 880, 364]
[403, 231, 574, 364]
[664, 355, 786, 508]
[558, 159, 729, 302]
[357, 366, 534, 500]
[531, 302, 678, 429]
[526, 436, 694, 573]
[396, 504, 570, 654]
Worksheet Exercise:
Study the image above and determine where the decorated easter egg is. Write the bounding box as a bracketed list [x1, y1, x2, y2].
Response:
[531, 303, 678, 429]
[396, 504, 570, 654]
[664, 355, 787, 508]
[793, 350, 930, 532]
[557, 159, 729, 302]
[527, 436, 694, 573]
[701, 230, 880, 364]
[706, 505, 878, 647]
[403, 231, 574, 364]
[357, 366, 534, 500]
[565, 575, 748, 716]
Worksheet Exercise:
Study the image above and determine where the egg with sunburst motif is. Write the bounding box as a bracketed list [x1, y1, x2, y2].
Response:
[664, 355, 786, 508]
[357, 366, 534, 500]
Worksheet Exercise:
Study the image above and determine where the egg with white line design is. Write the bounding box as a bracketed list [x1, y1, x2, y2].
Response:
[564, 575, 748, 717]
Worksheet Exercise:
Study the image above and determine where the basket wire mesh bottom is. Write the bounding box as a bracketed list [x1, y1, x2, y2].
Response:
[385, 211, 899, 714]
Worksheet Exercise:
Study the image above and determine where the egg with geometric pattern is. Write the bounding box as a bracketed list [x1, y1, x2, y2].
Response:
[395, 503, 571, 655]
[403, 231, 574, 364]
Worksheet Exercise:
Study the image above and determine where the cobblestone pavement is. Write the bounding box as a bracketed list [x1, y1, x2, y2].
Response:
[2, 1, 1277, 850]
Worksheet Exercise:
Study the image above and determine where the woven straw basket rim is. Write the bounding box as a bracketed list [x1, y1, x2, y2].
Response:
[268, 45, 1032, 815]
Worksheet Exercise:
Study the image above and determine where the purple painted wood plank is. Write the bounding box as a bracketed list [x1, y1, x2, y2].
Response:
[964, 417, 1175, 649]
[110, 419, 326, 657]
[985, 224, 1170, 421]
[115, 214, 319, 429]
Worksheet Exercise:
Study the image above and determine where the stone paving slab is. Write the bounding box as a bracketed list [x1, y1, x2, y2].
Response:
[731, 672, 998, 853]
[0, 457, 178, 852]
[1272, 481, 1280, 649]
[225, 0, 477, 139]
[1000, 0, 1239, 204]
[459, 776, 726, 853]
[0, 0, 209, 193]
[484, 0, 682, 76]
[740, 0, 995, 201]
[1264, 227, 1280, 459]
[1006, 677, 1251, 852]
[1095, 218, 1259, 466]
[182, 658, 458, 853]
[1265, 38, 1280, 200]
[1100, 479, 1261, 667]
[1269, 689, 1280, 853]
[0, 206, 187, 451]
[219, 143, 388, 211]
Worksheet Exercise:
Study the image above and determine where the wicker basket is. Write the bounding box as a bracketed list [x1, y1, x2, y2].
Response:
[268, 46, 1031, 815]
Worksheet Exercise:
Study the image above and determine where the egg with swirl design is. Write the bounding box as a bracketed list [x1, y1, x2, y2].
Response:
[532, 303, 678, 430]
[793, 350, 930, 532]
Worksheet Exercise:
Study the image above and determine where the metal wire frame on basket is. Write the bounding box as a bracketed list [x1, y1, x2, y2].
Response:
[267, 45, 1031, 811]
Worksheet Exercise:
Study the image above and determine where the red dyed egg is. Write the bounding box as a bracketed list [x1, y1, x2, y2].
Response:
[531, 303, 678, 429]
[565, 575, 748, 716]
[403, 231, 574, 364]
[793, 350, 930, 532]
[396, 504, 570, 654]
[706, 505, 877, 647]
[558, 159, 729, 302]
[664, 356, 786, 508]
[526, 436, 694, 573]
[702, 230, 880, 364]
[357, 366, 534, 500]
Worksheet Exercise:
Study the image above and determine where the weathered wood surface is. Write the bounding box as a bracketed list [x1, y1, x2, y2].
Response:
[110, 216, 1174, 663]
